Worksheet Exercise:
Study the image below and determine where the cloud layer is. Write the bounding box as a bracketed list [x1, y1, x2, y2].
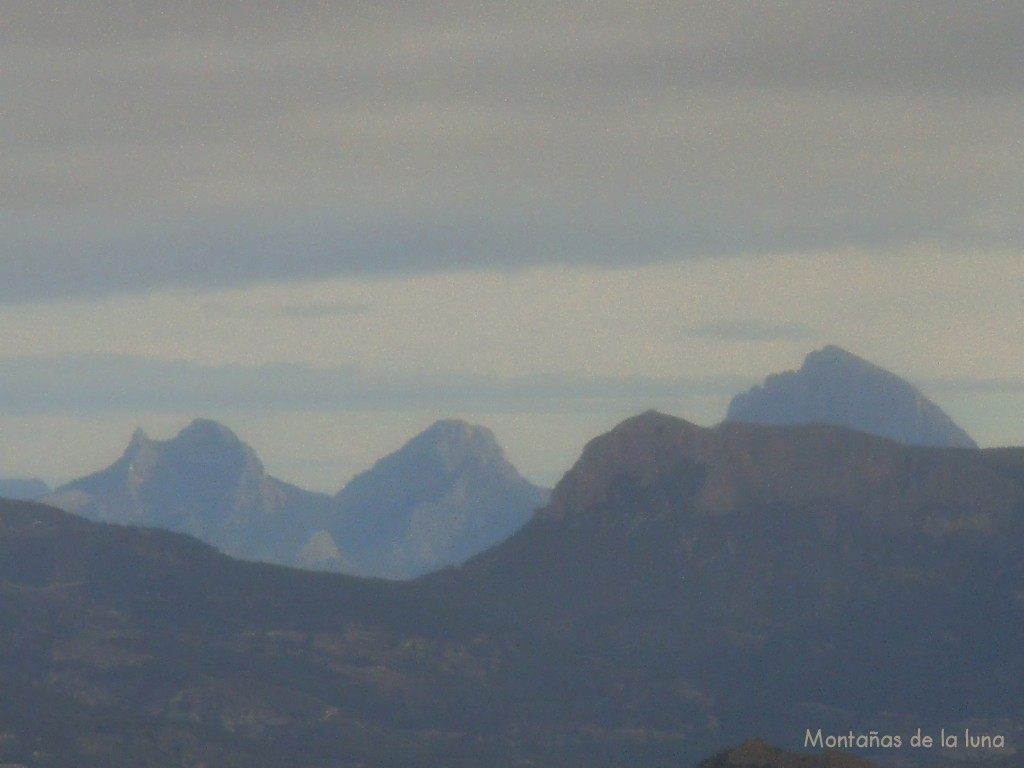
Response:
[4, 4, 1022, 489]
[0, 353, 744, 415]
[4, 2, 1023, 299]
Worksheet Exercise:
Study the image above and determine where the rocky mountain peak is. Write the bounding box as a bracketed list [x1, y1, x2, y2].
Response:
[403, 419, 507, 473]
[331, 419, 549, 578]
[543, 410, 712, 519]
[45, 418, 331, 565]
[540, 409, 1016, 537]
[171, 417, 252, 454]
[44, 415, 546, 579]
[177, 417, 239, 441]
[155, 419, 267, 485]
[725, 345, 977, 448]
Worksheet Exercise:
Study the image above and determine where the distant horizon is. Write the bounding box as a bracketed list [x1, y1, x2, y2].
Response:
[7, 341, 1011, 495]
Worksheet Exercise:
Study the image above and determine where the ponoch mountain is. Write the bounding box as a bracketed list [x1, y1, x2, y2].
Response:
[328, 419, 550, 579]
[725, 345, 977, 448]
[44, 418, 331, 565]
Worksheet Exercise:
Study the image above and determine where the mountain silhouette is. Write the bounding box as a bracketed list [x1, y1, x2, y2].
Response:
[726, 345, 977, 448]
[4, 412, 1022, 765]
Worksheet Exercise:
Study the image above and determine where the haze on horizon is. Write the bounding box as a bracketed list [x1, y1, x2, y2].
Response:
[2, 2, 1022, 490]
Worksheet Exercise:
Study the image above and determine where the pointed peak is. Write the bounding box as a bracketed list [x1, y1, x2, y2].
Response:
[168, 419, 263, 473]
[405, 419, 504, 464]
[726, 346, 977, 448]
[337, 418, 533, 504]
[122, 427, 154, 460]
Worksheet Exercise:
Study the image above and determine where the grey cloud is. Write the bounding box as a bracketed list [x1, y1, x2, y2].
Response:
[204, 299, 372, 319]
[0, 195, 988, 303]
[3, 2, 1023, 300]
[0, 354, 744, 414]
[684, 320, 815, 343]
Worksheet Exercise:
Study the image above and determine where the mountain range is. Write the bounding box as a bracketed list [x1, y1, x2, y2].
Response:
[1, 410, 1021, 767]
[43, 418, 549, 579]
[28, 345, 976, 582]
[44, 418, 332, 566]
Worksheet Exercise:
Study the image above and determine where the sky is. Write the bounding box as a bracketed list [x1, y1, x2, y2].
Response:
[2, 1, 1023, 491]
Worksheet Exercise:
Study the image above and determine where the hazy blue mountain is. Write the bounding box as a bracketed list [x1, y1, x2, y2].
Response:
[0, 477, 50, 500]
[42, 417, 547, 578]
[329, 419, 550, 579]
[45, 418, 331, 564]
[726, 345, 977, 448]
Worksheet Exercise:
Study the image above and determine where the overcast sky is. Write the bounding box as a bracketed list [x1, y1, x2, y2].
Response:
[2, 2, 1022, 490]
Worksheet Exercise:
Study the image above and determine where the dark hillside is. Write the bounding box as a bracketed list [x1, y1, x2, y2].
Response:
[2, 412, 1023, 766]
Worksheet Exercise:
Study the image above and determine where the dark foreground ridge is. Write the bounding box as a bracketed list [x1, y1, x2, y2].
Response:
[698, 739, 876, 768]
[2, 411, 1023, 767]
